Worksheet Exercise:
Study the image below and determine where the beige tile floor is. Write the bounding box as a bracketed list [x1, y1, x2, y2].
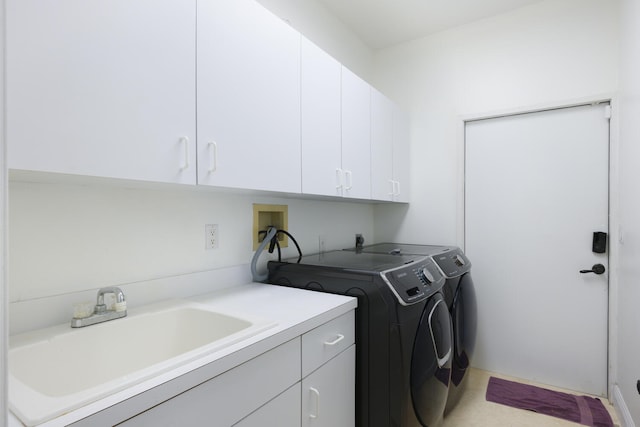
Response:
[442, 369, 620, 427]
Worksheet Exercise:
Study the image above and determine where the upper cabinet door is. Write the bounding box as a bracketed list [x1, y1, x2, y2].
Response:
[301, 38, 342, 197]
[341, 67, 371, 200]
[197, 0, 301, 193]
[6, 0, 197, 184]
[371, 90, 411, 203]
[393, 107, 411, 203]
[371, 89, 394, 201]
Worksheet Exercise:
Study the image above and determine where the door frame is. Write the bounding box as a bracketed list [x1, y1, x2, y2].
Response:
[456, 94, 619, 399]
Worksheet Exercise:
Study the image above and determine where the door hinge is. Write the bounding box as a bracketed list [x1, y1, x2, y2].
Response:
[604, 105, 612, 119]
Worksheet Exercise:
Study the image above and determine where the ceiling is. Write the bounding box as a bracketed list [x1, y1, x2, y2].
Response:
[315, 0, 547, 49]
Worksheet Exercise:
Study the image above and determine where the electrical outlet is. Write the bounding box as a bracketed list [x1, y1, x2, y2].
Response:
[205, 224, 219, 250]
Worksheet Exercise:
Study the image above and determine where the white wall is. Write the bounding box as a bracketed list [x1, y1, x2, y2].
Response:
[617, 0, 640, 423]
[8, 179, 374, 333]
[371, 0, 619, 246]
[256, 0, 374, 82]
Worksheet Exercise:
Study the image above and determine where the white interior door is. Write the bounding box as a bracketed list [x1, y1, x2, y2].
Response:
[465, 103, 610, 396]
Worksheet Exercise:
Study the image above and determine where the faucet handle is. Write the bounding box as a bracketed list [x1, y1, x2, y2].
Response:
[73, 301, 95, 319]
[114, 301, 127, 313]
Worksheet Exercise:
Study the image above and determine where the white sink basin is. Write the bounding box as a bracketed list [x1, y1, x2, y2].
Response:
[9, 301, 276, 426]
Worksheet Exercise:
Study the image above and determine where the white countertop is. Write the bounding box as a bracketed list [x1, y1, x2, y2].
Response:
[9, 282, 357, 427]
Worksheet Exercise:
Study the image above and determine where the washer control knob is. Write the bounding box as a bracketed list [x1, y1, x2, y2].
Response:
[420, 267, 435, 284]
[454, 254, 466, 267]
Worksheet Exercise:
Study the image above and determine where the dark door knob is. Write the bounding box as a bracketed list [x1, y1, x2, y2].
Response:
[580, 264, 606, 275]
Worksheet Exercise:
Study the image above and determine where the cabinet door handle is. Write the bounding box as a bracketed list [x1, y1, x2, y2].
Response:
[180, 137, 189, 170]
[388, 179, 395, 196]
[394, 180, 401, 197]
[208, 141, 217, 173]
[323, 334, 345, 346]
[344, 170, 353, 190]
[309, 387, 320, 419]
[336, 168, 343, 190]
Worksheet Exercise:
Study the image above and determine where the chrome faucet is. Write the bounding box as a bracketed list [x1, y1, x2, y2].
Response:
[71, 287, 127, 328]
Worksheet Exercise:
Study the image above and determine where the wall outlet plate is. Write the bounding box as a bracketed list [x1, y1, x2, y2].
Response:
[205, 224, 218, 250]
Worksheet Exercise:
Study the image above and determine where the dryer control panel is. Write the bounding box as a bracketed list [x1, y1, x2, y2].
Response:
[432, 247, 472, 278]
[381, 257, 445, 305]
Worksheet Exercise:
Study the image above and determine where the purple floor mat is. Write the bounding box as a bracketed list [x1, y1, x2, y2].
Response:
[485, 376, 613, 427]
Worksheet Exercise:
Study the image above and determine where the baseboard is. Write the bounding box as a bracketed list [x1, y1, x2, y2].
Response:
[613, 384, 636, 427]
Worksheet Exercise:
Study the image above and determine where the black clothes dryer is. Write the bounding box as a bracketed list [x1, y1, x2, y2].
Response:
[346, 243, 477, 414]
[268, 251, 452, 427]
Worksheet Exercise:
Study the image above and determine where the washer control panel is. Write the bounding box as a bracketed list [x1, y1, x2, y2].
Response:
[382, 257, 445, 305]
[432, 247, 472, 278]
[418, 266, 436, 284]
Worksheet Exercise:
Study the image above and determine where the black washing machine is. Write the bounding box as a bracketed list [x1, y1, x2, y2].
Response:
[268, 251, 453, 427]
[346, 243, 477, 414]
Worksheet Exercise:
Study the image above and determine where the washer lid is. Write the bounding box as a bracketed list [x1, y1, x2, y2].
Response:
[276, 250, 445, 305]
[346, 243, 473, 278]
[346, 242, 448, 256]
[282, 250, 424, 273]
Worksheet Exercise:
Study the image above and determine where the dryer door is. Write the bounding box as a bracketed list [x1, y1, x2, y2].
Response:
[410, 292, 452, 427]
[445, 272, 478, 415]
[451, 273, 477, 384]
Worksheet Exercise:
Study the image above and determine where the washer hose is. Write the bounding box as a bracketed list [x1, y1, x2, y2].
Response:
[250, 226, 278, 282]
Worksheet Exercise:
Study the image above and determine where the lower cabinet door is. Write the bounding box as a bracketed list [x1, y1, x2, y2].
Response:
[302, 345, 355, 427]
[234, 383, 301, 427]
[116, 339, 300, 427]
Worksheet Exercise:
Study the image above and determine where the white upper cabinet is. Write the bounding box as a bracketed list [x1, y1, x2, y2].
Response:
[7, 0, 409, 201]
[6, 0, 197, 184]
[371, 89, 395, 201]
[392, 107, 411, 203]
[371, 89, 411, 202]
[197, 0, 301, 193]
[300, 38, 342, 197]
[341, 67, 372, 200]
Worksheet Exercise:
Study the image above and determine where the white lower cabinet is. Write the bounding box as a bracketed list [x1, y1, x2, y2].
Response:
[117, 338, 301, 427]
[116, 310, 355, 427]
[300, 310, 356, 427]
[302, 345, 355, 427]
[234, 384, 301, 427]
